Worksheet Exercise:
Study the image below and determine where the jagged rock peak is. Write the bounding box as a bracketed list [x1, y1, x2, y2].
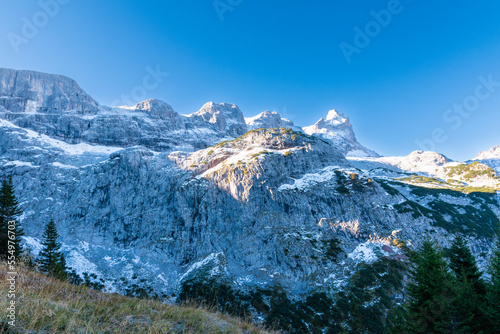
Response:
[245, 110, 296, 130]
[303, 108, 379, 158]
[325, 109, 349, 124]
[192, 101, 247, 137]
[475, 145, 500, 160]
[0, 67, 99, 114]
[132, 99, 178, 119]
[196, 101, 242, 117]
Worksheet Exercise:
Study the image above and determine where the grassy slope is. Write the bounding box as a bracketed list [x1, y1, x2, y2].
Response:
[0, 262, 275, 334]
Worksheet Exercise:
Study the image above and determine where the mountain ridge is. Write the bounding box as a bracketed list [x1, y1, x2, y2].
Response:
[0, 67, 378, 157]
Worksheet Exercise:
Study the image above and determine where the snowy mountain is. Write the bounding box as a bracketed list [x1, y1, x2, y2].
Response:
[303, 109, 379, 157]
[349, 150, 500, 190]
[0, 67, 99, 114]
[1, 68, 499, 328]
[348, 150, 453, 175]
[0, 68, 249, 151]
[189, 101, 247, 138]
[475, 145, 500, 160]
[245, 110, 300, 131]
[473, 145, 500, 175]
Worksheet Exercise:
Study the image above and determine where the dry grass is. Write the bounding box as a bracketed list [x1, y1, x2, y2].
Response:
[0, 261, 277, 334]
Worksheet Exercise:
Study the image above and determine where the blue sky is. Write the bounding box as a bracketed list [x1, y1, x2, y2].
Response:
[1, 0, 500, 160]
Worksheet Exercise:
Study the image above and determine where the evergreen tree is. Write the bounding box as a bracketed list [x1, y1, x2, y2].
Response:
[485, 239, 500, 333]
[0, 175, 24, 259]
[38, 219, 67, 280]
[448, 234, 486, 333]
[449, 234, 485, 294]
[406, 239, 455, 333]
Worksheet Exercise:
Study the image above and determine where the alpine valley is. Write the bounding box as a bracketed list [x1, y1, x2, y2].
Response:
[1, 68, 499, 331]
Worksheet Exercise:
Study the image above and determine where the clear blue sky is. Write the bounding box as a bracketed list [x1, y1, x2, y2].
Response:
[1, 0, 500, 160]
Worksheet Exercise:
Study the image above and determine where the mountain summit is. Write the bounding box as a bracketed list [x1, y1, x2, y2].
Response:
[245, 110, 297, 131]
[190, 101, 247, 137]
[303, 109, 379, 157]
[475, 145, 500, 160]
[0, 67, 99, 114]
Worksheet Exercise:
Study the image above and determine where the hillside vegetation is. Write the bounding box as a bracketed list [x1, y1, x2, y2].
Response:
[0, 261, 274, 334]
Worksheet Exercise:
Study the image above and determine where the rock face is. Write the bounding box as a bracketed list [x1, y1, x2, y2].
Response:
[0, 67, 99, 114]
[303, 109, 379, 157]
[189, 101, 247, 138]
[0, 68, 498, 309]
[132, 99, 179, 120]
[245, 110, 298, 131]
[0, 69, 249, 151]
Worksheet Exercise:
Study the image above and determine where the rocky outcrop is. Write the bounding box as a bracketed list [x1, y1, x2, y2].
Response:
[303, 109, 379, 157]
[189, 102, 247, 138]
[245, 110, 298, 131]
[0, 67, 99, 114]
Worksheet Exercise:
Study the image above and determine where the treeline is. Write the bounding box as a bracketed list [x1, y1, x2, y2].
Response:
[386, 236, 500, 334]
[179, 235, 500, 334]
[179, 256, 406, 333]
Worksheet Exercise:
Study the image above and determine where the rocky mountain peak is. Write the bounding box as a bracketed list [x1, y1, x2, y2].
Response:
[171, 127, 348, 201]
[245, 110, 296, 130]
[475, 145, 500, 160]
[325, 109, 349, 125]
[196, 101, 242, 117]
[0, 67, 99, 114]
[192, 102, 247, 137]
[132, 99, 178, 119]
[303, 109, 379, 158]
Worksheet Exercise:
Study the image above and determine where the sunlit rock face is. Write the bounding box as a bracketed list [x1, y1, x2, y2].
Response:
[191, 101, 248, 137]
[303, 109, 379, 157]
[0, 67, 100, 114]
[245, 110, 298, 131]
[1, 68, 498, 298]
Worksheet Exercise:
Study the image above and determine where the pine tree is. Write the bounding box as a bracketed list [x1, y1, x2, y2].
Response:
[485, 239, 500, 333]
[449, 234, 485, 294]
[0, 175, 24, 259]
[406, 239, 455, 333]
[38, 219, 67, 280]
[448, 234, 486, 333]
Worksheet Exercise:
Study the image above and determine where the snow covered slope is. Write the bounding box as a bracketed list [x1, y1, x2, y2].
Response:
[475, 145, 500, 160]
[348, 151, 453, 175]
[350, 150, 500, 191]
[474, 145, 500, 175]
